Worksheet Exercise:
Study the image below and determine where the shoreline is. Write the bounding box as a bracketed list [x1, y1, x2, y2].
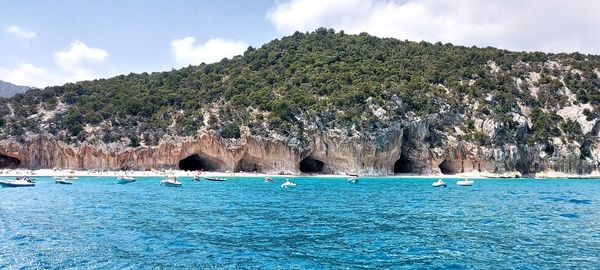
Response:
[1, 168, 600, 179]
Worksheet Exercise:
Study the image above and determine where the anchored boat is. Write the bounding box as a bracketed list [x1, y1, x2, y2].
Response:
[456, 179, 474, 186]
[160, 175, 182, 187]
[117, 174, 136, 184]
[432, 179, 447, 187]
[0, 177, 35, 187]
[204, 177, 227, 182]
[281, 179, 297, 188]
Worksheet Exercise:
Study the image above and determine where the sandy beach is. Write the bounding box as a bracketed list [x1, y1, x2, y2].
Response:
[1, 168, 599, 179]
[0, 168, 486, 179]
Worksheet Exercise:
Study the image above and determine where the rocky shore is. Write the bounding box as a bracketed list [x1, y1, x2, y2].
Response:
[1, 119, 599, 177]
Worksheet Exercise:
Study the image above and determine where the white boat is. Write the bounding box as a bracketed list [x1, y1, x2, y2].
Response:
[204, 177, 227, 182]
[281, 179, 296, 188]
[456, 179, 474, 186]
[160, 175, 182, 187]
[347, 177, 359, 183]
[117, 175, 136, 184]
[432, 179, 447, 187]
[0, 178, 35, 187]
[55, 170, 78, 181]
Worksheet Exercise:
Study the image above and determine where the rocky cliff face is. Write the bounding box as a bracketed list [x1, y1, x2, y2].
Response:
[2, 119, 598, 176]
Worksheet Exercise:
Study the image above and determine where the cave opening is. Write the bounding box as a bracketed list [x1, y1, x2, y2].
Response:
[299, 156, 325, 174]
[393, 156, 412, 174]
[439, 160, 463, 174]
[235, 155, 262, 173]
[178, 154, 221, 171]
[0, 154, 21, 169]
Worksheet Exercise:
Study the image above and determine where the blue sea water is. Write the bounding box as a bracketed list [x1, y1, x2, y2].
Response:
[1, 176, 600, 269]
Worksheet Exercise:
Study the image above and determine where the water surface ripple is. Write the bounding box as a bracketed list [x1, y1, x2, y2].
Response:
[1, 177, 599, 269]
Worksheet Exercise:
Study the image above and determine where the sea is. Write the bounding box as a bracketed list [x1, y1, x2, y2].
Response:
[1, 176, 599, 269]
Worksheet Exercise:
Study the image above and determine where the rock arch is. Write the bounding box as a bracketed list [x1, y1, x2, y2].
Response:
[178, 153, 223, 171]
[299, 156, 325, 174]
[235, 153, 262, 173]
[393, 156, 413, 174]
[439, 160, 463, 174]
[0, 153, 21, 169]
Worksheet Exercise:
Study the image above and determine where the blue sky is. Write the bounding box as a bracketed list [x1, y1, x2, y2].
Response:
[2, 0, 600, 87]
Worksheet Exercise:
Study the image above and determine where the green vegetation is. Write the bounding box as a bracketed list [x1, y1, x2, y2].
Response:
[1, 28, 599, 149]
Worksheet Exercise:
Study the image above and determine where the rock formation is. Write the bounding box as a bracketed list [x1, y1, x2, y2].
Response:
[1, 119, 598, 176]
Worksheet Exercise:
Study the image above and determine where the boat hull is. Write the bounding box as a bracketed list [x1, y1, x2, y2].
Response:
[281, 183, 297, 188]
[456, 181, 473, 186]
[160, 181, 182, 187]
[0, 181, 35, 187]
[55, 180, 73, 185]
[347, 178, 359, 183]
[204, 177, 226, 182]
[117, 179, 136, 184]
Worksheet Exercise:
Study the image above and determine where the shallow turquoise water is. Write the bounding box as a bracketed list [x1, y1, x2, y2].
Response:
[1, 176, 599, 269]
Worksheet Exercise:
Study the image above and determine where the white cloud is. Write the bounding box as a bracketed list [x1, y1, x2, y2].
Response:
[171, 37, 248, 65]
[267, 0, 600, 54]
[54, 40, 109, 80]
[5, 25, 36, 40]
[0, 40, 111, 88]
[0, 63, 55, 88]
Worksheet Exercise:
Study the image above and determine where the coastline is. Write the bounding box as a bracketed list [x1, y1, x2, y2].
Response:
[1, 168, 600, 179]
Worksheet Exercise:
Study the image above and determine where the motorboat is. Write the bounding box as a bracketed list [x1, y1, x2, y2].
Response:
[160, 175, 182, 187]
[347, 177, 359, 183]
[192, 174, 202, 181]
[56, 170, 78, 181]
[204, 177, 227, 182]
[0, 177, 35, 187]
[456, 179, 474, 186]
[55, 179, 74, 185]
[264, 177, 275, 183]
[281, 179, 297, 188]
[432, 179, 447, 187]
[117, 175, 136, 184]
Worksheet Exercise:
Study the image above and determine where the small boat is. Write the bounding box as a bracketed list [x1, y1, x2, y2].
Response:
[347, 177, 359, 183]
[117, 175, 136, 184]
[204, 177, 227, 182]
[160, 175, 182, 187]
[264, 177, 275, 183]
[432, 179, 447, 187]
[0, 177, 35, 187]
[456, 179, 474, 186]
[55, 170, 78, 181]
[192, 175, 202, 181]
[281, 179, 296, 188]
[55, 179, 73, 185]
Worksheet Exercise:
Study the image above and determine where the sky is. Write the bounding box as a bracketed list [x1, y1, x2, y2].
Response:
[1, 0, 600, 88]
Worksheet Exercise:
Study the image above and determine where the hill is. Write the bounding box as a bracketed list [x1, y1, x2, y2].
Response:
[0, 80, 30, 98]
[1, 28, 600, 175]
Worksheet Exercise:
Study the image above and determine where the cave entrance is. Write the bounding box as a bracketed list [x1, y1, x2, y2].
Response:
[439, 160, 462, 174]
[0, 153, 21, 169]
[178, 154, 221, 171]
[235, 155, 262, 173]
[299, 156, 325, 174]
[394, 157, 412, 174]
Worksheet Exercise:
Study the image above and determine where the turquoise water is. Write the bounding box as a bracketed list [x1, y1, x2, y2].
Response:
[1, 177, 599, 269]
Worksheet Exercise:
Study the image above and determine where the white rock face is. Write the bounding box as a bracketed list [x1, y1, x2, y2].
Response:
[557, 103, 596, 134]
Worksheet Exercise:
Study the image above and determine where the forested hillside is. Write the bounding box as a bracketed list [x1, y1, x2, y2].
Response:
[2, 28, 600, 158]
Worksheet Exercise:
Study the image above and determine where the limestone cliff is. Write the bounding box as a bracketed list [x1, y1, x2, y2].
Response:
[1, 119, 598, 176]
